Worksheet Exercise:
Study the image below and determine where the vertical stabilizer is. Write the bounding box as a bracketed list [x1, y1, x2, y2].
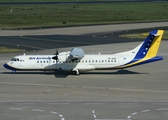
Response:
[123, 30, 164, 67]
[135, 30, 164, 59]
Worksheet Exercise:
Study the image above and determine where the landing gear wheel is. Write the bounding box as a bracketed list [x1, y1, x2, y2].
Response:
[72, 70, 80, 75]
[12, 70, 16, 74]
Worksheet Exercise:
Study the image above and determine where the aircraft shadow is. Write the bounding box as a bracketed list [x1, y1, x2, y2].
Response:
[1, 70, 147, 78]
[1, 71, 69, 78]
[81, 69, 147, 75]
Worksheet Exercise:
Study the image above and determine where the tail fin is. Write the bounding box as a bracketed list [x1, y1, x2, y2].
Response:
[136, 30, 164, 59]
[123, 30, 164, 67]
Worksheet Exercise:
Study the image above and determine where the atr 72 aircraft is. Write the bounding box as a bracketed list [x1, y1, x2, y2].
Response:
[4, 30, 164, 75]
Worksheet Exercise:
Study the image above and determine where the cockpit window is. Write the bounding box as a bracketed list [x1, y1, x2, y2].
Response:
[11, 58, 19, 61]
[11, 58, 14, 61]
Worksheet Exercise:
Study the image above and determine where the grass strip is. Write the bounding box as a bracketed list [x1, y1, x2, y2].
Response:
[0, 47, 25, 53]
[0, 0, 135, 2]
[119, 30, 168, 39]
[0, 2, 168, 28]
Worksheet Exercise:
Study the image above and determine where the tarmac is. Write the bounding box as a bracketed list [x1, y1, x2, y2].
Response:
[0, 22, 168, 120]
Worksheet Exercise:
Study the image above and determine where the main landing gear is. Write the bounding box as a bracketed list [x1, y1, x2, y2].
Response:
[72, 69, 80, 75]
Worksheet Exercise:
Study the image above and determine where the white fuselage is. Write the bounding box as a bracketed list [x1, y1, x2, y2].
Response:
[5, 51, 134, 72]
[4, 30, 164, 74]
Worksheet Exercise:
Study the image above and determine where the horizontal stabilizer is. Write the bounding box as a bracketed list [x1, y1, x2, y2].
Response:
[151, 33, 160, 36]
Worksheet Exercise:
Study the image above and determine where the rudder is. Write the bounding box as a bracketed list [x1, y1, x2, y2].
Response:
[145, 30, 164, 58]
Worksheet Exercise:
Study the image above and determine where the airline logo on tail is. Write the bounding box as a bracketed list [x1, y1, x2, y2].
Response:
[123, 30, 164, 68]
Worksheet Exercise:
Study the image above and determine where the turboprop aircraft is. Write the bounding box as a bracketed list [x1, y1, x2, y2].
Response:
[4, 30, 164, 75]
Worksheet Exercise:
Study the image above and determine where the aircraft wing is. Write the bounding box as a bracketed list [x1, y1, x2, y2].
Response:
[69, 48, 84, 60]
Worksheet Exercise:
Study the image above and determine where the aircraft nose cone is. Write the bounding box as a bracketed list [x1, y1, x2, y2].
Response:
[3, 63, 14, 70]
[3, 63, 8, 69]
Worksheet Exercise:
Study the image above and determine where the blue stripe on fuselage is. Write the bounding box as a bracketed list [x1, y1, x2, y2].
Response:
[3, 63, 17, 70]
[124, 56, 163, 68]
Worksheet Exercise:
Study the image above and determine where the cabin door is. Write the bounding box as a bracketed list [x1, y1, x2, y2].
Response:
[118, 56, 125, 66]
[48, 57, 52, 66]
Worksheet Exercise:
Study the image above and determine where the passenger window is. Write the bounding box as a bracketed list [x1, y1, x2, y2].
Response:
[37, 61, 39, 63]
[111, 60, 113, 62]
[102, 60, 104, 62]
[95, 60, 97, 62]
[85, 60, 87, 63]
[92, 60, 94, 62]
[44, 61, 45, 63]
[108, 60, 110, 62]
[41, 61, 42, 63]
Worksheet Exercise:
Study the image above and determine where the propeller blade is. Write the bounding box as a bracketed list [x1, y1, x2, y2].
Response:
[56, 48, 59, 55]
[52, 45, 59, 62]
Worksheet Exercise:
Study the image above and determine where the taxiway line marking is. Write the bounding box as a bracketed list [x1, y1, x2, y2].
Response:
[131, 112, 137, 115]
[1, 82, 168, 94]
[157, 108, 168, 111]
[32, 109, 44, 112]
[96, 119, 131, 120]
[47, 103, 70, 105]
[9, 108, 23, 110]
[13, 103, 34, 105]
[50, 111, 58, 114]
[84, 103, 105, 105]
[141, 110, 150, 113]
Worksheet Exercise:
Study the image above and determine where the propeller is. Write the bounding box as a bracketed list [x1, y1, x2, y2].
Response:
[52, 46, 59, 63]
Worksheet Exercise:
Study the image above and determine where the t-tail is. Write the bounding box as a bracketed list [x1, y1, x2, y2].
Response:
[121, 30, 164, 68]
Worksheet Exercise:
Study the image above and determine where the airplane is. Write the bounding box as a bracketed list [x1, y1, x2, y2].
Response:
[4, 30, 164, 75]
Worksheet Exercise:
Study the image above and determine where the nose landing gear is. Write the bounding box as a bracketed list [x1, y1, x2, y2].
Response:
[12, 70, 16, 74]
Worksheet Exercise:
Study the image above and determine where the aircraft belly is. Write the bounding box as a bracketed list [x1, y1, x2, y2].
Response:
[77, 65, 95, 71]
[94, 64, 118, 70]
[61, 66, 73, 71]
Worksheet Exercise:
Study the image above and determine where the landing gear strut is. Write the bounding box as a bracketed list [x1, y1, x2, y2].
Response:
[72, 69, 80, 75]
[12, 70, 16, 74]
